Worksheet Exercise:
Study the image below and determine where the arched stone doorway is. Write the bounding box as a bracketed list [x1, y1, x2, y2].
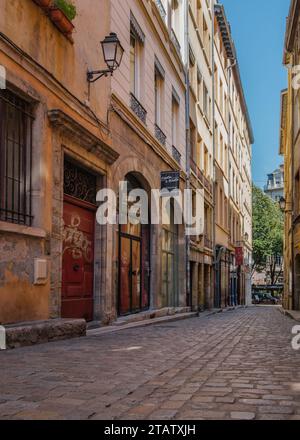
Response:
[118, 173, 151, 316]
[294, 254, 300, 311]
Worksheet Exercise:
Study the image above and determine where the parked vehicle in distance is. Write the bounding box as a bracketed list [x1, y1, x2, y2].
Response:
[252, 291, 280, 305]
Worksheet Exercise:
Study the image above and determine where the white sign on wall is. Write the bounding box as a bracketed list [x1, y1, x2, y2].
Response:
[0, 66, 6, 90]
[0, 326, 6, 350]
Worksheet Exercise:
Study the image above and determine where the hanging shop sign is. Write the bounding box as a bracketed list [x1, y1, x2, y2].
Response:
[235, 247, 244, 266]
[160, 171, 180, 196]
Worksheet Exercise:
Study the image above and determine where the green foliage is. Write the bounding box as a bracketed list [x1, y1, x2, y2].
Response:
[54, 0, 77, 21]
[252, 185, 284, 280]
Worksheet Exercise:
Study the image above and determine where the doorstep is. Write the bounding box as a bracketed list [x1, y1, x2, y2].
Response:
[88, 310, 198, 336]
[114, 307, 192, 327]
[87, 306, 245, 336]
[278, 306, 300, 322]
[3, 319, 86, 350]
[87, 307, 192, 330]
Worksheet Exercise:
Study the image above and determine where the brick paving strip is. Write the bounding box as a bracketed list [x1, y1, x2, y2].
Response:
[0, 306, 300, 420]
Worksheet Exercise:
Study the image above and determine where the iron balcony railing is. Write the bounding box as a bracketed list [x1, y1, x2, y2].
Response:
[172, 145, 181, 165]
[190, 158, 213, 195]
[130, 93, 147, 124]
[171, 28, 181, 55]
[204, 235, 213, 250]
[155, 124, 166, 146]
[155, 0, 167, 21]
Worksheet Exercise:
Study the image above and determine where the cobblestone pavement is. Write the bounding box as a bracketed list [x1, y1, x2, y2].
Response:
[0, 306, 300, 420]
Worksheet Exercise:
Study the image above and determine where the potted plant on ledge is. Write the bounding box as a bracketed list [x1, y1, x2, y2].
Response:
[33, 0, 52, 8]
[49, 0, 77, 37]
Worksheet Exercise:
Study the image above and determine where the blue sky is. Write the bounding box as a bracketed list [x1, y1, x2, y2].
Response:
[221, 0, 290, 188]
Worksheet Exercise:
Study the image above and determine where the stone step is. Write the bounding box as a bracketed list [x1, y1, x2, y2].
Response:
[88, 312, 199, 336]
[4, 319, 86, 350]
[87, 306, 244, 334]
[278, 306, 300, 322]
[114, 307, 192, 327]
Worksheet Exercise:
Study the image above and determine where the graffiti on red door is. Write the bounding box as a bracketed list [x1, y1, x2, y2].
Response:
[62, 198, 95, 321]
[63, 214, 93, 263]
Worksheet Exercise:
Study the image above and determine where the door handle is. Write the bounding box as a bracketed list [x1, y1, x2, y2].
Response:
[73, 264, 80, 272]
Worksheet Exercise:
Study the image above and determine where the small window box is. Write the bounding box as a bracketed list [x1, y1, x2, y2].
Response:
[33, 0, 52, 8]
[32, 0, 76, 39]
[49, 7, 74, 36]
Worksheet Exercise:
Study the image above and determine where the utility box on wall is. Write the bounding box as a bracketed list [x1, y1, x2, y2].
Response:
[34, 259, 48, 285]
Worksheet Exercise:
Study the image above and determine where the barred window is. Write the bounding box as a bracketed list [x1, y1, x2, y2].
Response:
[0, 90, 33, 226]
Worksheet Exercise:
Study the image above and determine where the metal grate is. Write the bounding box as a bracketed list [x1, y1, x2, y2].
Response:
[171, 28, 181, 55]
[64, 159, 97, 204]
[0, 90, 34, 226]
[172, 145, 181, 165]
[155, 124, 166, 147]
[155, 0, 167, 21]
[130, 93, 147, 124]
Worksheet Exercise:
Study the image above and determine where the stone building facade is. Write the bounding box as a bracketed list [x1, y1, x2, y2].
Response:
[281, 0, 300, 311]
[0, 0, 188, 325]
[188, 0, 214, 310]
[0, 0, 252, 326]
[107, 0, 188, 319]
[0, 0, 116, 324]
[264, 164, 284, 203]
[214, 4, 253, 308]
[187, 1, 253, 311]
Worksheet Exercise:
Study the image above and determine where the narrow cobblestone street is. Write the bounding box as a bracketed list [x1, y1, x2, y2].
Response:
[0, 306, 300, 420]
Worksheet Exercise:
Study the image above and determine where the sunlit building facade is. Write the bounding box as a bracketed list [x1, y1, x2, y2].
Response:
[0, 0, 252, 328]
[281, 0, 300, 311]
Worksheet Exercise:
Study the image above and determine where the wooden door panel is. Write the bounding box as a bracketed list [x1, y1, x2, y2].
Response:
[62, 198, 95, 321]
[131, 240, 141, 312]
[119, 237, 131, 315]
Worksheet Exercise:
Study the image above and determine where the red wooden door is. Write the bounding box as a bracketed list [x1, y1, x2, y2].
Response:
[62, 195, 95, 321]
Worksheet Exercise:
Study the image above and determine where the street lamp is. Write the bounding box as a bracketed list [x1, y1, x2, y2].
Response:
[87, 33, 124, 83]
[279, 197, 286, 212]
[279, 197, 293, 213]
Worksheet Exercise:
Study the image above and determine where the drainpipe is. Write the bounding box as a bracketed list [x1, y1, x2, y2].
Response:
[184, 0, 191, 309]
[211, 0, 218, 308]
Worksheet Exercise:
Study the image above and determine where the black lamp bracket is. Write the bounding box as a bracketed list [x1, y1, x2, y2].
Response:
[87, 69, 114, 83]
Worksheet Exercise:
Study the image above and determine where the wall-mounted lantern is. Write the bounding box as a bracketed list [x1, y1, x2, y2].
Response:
[279, 197, 286, 212]
[87, 33, 124, 83]
[279, 197, 293, 213]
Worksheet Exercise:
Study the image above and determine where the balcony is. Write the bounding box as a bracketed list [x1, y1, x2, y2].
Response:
[265, 182, 284, 191]
[203, 175, 213, 195]
[204, 235, 213, 251]
[155, 124, 166, 147]
[190, 158, 213, 195]
[171, 28, 181, 56]
[155, 0, 167, 21]
[172, 145, 181, 165]
[191, 158, 201, 178]
[130, 93, 147, 124]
